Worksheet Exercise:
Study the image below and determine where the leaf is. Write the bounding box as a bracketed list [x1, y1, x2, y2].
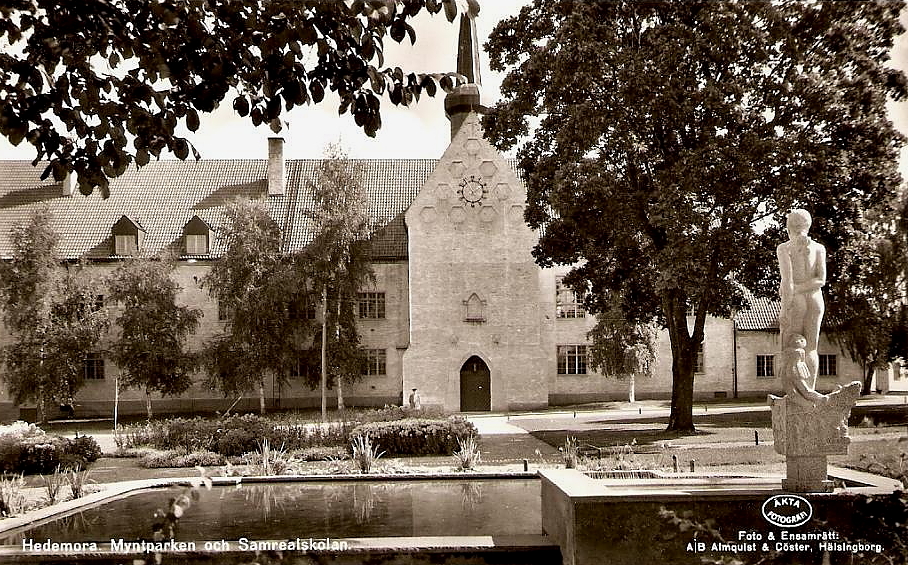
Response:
[233, 96, 249, 117]
[442, 0, 457, 22]
[173, 138, 189, 160]
[310, 80, 325, 104]
[186, 109, 200, 132]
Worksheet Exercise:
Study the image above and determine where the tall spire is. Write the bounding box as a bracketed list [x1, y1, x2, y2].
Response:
[455, 11, 481, 86]
[445, 2, 485, 139]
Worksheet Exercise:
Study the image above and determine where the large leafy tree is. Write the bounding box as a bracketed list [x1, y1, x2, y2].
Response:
[485, 1, 907, 430]
[0, 0, 469, 196]
[826, 208, 908, 394]
[203, 198, 316, 413]
[306, 144, 375, 418]
[108, 256, 202, 419]
[0, 209, 107, 421]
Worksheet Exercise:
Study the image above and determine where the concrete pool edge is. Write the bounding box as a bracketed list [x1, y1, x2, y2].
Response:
[0, 471, 538, 538]
[539, 466, 903, 565]
[0, 535, 562, 563]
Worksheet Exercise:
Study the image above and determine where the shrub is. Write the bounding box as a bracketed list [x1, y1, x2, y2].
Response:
[214, 428, 259, 457]
[351, 435, 384, 473]
[293, 445, 349, 461]
[453, 436, 482, 471]
[349, 417, 479, 456]
[140, 449, 226, 469]
[66, 435, 102, 464]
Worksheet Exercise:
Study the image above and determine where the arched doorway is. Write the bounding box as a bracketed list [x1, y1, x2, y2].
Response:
[460, 356, 491, 412]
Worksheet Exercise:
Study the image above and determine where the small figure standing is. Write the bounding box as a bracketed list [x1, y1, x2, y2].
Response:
[408, 388, 421, 411]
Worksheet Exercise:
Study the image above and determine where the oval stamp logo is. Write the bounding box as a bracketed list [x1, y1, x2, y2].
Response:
[762, 495, 813, 528]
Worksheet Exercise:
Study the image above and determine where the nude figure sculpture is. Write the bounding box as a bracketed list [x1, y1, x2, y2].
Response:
[770, 209, 862, 492]
[776, 209, 826, 383]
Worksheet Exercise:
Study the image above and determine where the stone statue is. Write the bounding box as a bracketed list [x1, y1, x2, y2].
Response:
[769, 209, 862, 492]
[776, 209, 826, 382]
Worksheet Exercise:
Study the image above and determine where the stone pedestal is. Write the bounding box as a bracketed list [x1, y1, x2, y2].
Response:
[769, 381, 862, 493]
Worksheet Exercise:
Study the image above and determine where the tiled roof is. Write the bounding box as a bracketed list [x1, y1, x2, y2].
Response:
[0, 159, 439, 261]
[734, 291, 780, 331]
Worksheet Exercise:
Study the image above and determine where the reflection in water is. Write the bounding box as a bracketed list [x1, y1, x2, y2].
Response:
[461, 482, 483, 511]
[6, 479, 541, 544]
[239, 485, 289, 524]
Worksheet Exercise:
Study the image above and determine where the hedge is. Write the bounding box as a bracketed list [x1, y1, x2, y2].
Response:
[348, 417, 479, 456]
[0, 422, 102, 474]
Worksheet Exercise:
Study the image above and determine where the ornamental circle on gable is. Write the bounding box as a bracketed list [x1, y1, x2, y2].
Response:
[465, 138, 482, 156]
[494, 183, 511, 201]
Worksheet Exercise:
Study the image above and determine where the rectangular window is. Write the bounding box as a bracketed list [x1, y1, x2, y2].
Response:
[185, 233, 208, 255]
[694, 343, 705, 374]
[756, 355, 774, 378]
[819, 354, 837, 377]
[365, 349, 387, 376]
[114, 234, 137, 256]
[557, 345, 588, 375]
[358, 292, 386, 319]
[84, 353, 105, 380]
[555, 277, 585, 319]
[287, 298, 317, 321]
[218, 300, 230, 321]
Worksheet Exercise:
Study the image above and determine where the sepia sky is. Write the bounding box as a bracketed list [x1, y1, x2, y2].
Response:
[1, 2, 907, 175]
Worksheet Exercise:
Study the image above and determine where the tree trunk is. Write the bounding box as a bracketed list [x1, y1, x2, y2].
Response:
[320, 286, 328, 422]
[628, 373, 636, 403]
[664, 292, 697, 432]
[259, 381, 266, 414]
[862, 365, 874, 396]
[37, 391, 46, 424]
[336, 296, 344, 412]
[113, 373, 119, 431]
[145, 393, 153, 420]
[668, 352, 696, 431]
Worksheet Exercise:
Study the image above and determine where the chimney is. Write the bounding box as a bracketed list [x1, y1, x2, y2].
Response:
[267, 137, 285, 196]
[62, 172, 75, 197]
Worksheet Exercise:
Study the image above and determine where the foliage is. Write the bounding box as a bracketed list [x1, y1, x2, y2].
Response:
[351, 434, 384, 473]
[0, 210, 108, 420]
[140, 449, 225, 469]
[0, 422, 101, 474]
[118, 414, 350, 456]
[202, 199, 318, 411]
[453, 436, 482, 471]
[305, 143, 376, 413]
[64, 465, 93, 499]
[0, 472, 27, 517]
[484, 0, 907, 431]
[244, 439, 292, 475]
[561, 436, 579, 469]
[40, 465, 66, 506]
[587, 303, 658, 378]
[0, 0, 470, 196]
[108, 256, 202, 402]
[294, 445, 350, 462]
[826, 228, 908, 394]
[349, 417, 479, 456]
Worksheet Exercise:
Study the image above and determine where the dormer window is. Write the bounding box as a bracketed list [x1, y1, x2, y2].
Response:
[183, 215, 211, 255]
[111, 215, 145, 256]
